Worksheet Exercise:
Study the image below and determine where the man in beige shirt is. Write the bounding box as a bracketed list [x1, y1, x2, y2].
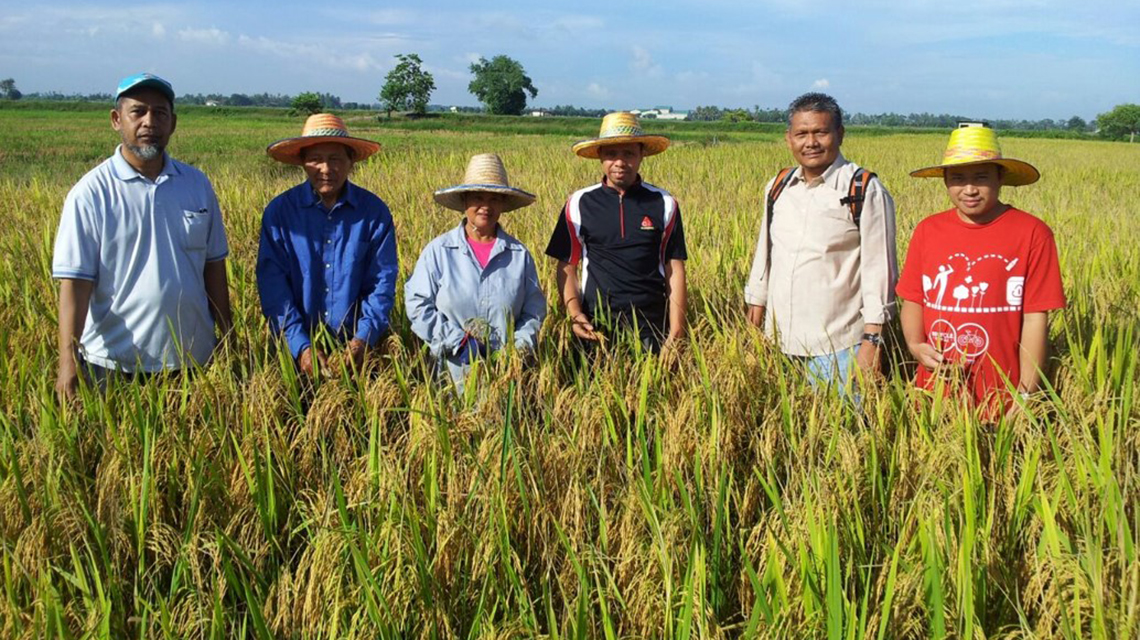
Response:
[744, 93, 897, 388]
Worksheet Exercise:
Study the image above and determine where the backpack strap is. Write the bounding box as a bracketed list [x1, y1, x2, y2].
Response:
[764, 167, 797, 273]
[765, 167, 797, 238]
[839, 168, 876, 229]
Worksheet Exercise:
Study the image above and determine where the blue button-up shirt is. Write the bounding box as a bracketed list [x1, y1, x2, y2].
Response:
[257, 181, 398, 359]
[405, 221, 546, 385]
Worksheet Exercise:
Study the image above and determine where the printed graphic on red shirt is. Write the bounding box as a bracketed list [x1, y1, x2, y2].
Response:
[897, 208, 1065, 415]
[919, 251, 1025, 365]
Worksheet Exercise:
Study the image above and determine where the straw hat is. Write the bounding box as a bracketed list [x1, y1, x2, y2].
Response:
[572, 111, 670, 159]
[266, 113, 381, 165]
[910, 124, 1039, 186]
[433, 153, 536, 213]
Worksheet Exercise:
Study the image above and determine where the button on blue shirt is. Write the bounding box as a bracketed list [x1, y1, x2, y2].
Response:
[257, 181, 398, 359]
[405, 221, 546, 386]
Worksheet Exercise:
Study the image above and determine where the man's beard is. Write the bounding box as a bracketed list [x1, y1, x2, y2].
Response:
[126, 143, 164, 161]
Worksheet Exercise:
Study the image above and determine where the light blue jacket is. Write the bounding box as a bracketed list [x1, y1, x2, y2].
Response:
[404, 221, 546, 384]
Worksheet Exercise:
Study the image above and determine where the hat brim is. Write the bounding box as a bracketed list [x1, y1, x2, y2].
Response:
[572, 135, 670, 159]
[266, 135, 381, 165]
[910, 157, 1040, 186]
[433, 184, 537, 213]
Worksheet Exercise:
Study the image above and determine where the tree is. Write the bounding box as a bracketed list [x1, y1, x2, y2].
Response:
[379, 53, 436, 118]
[0, 78, 21, 101]
[721, 108, 754, 123]
[1066, 115, 1086, 131]
[1097, 103, 1140, 142]
[291, 92, 323, 116]
[467, 55, 537, 116]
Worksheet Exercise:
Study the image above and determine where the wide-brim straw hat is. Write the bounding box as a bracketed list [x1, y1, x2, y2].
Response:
[266, 113, 381, 165]
[433, 153, 536, 213]
[572, 111, 670, 159]
[910, 124, 1039, 186]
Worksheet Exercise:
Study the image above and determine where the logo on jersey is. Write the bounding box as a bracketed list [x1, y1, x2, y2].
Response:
[639, 216, 655, 231]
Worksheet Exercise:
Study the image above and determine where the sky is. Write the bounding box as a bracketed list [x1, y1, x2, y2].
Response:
[1, 0, 1137, 121]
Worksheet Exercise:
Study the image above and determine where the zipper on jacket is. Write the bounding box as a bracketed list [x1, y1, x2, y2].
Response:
[619, 194, 625, 238]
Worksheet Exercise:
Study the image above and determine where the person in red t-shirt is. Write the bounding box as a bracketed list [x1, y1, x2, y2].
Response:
[897, 124, 1066, 417]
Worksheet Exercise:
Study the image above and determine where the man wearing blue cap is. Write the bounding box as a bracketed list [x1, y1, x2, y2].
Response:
[52, 73, 232, 400]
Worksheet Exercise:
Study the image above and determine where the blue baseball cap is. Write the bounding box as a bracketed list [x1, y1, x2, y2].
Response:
[115, 73, 175, 104]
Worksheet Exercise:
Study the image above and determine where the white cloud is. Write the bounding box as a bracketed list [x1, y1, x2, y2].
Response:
[587, 82, 610, 99]
[630, 45, 664, 78]
[812, 78, 830, 89]
[152, 22, 165, 38]
[178, 27, 230, 46]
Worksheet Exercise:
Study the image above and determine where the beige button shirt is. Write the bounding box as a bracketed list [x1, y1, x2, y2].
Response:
[744, 154, 898, 356]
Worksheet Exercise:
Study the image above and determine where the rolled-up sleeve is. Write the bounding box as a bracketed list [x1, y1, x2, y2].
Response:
[354, 216, 398, 346]
[858, 178, 899, 324]
[743, 176, 776, 307]
[405, 243, 467, 358]
[512, 251, 547, 350]
[256, 208, 311, 359]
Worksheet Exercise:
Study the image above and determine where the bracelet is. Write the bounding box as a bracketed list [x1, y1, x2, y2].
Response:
[861, 332, 883, 347]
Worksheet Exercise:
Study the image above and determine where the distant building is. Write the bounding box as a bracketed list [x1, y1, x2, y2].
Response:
[634, 106, 689, 121]
[529, 109, 551, 117]
[205, 100, 220, 107]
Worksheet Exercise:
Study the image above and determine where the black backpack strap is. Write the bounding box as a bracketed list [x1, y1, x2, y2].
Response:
[839, 168, 876, 229]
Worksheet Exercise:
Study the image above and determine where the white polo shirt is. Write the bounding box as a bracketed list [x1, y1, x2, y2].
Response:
[52, 146, 229, 372]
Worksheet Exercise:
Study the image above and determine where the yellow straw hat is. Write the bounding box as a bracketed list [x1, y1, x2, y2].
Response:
[910, 124, 1039, 186]
[572, 111, 670, 159]
[433, 153, 536, 213]
[266, 113, 381, 165]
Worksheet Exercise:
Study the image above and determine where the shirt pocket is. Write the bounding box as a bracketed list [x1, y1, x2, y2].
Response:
[181, 209, 210, 251]
[817, 207, 858, 251]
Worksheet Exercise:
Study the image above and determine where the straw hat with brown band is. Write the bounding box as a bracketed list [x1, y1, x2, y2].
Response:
[910, 124, 1039, 186]
[267, 113, 381, 165]
[433, 153, 536, 213]
[571, 111, 670, 159]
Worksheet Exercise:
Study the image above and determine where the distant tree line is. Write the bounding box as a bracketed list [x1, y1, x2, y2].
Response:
[687, 104, 1098, 133]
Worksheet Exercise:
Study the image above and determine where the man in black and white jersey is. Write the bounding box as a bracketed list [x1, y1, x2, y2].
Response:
[545, 112, 687, 353]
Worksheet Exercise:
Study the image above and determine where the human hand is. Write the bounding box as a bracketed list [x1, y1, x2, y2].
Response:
[746, 304, 765, 328]
[55, 362, 79, 403]
[458, 335, 484, 365]
[659, 335, 685, 368]
[298, 347, 328, 377]
[910, 342, 944, 371]
[346, 338, 368, 372]
[570, 313, 599, 341]
[856, 341, 882, 375]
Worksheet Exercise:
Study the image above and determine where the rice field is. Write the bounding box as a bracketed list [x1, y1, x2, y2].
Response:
[1, 105, 1138, 638]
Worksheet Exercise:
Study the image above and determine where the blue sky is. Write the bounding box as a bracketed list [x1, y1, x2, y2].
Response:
[1, 0, 1136, 120]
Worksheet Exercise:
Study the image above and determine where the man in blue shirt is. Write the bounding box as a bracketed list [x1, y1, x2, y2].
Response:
[53, 72, 232, 400]
[258, 114, 397, 375]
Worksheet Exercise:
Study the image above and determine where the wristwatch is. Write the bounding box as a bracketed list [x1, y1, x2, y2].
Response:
[861, 332, 883, 347]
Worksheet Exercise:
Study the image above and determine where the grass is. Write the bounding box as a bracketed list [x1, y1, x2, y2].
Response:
[0, 104, 1138, 638]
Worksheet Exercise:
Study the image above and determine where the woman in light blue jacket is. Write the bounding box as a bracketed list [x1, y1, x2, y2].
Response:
[405, 153, 546, 388]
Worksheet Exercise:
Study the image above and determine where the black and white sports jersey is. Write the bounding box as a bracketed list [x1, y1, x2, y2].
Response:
[545, 176, 686, 317]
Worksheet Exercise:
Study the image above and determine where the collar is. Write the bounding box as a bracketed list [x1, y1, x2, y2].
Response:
[110, 145, 177, 182]
[442, 219, 522, 250]
[302, 179, 359, 210]
[600, 174, 644, 195]
[792, 153, 848, 188]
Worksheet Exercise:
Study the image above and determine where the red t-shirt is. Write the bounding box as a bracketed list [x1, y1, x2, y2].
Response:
[896, 207, 1066, 414]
